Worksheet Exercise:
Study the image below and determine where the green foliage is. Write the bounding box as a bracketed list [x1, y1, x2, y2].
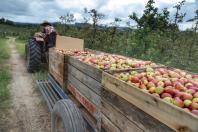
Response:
[15, 39, 26, 57]
[1, 0, 198, 73]
[0, 38, 11, 106]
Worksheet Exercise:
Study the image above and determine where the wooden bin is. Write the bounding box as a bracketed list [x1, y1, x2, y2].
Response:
[49, 48, 68, 89]
[101, 70, 198, 132]
[66, 56, 103, 131]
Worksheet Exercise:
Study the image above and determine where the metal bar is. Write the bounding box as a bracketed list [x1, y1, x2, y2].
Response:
[48, 74, 68, 99]
[36, 81, 53, 112]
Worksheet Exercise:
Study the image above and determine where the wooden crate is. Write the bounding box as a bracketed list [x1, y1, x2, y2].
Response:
[66, 56, 103, 131]
[102, 71, 198, 132]
[49, 48, 68, 89]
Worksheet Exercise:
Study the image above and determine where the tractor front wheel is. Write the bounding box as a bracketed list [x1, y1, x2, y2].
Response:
[26, 39, 42, 73]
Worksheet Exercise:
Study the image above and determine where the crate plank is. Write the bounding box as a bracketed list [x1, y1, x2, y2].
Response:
[49, 48, 66, 87]
[68, 73, 101, 107]
[101, 114, 121, 132]
[102, 100, 143, 132]
[68, 56, 102, 82]
[102, 72, 198, 132]
[102, 88, 173, 132]
[68, 64, 102, 95]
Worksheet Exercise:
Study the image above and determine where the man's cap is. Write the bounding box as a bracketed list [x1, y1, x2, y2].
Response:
[41, 20, 52, 26]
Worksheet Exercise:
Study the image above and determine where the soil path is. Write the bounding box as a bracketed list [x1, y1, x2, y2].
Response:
[8, 38, 51, 132]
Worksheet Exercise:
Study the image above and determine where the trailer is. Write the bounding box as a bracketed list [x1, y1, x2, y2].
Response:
[36, 36, 198, 132]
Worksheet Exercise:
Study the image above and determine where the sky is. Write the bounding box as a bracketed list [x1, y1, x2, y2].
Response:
[0, 0, 197, 30]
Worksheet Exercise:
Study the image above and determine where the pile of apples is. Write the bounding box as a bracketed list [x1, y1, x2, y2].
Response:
[56, 49, 91, 56]
[114, 67, 198, 116]
[76, 53, 159, 70]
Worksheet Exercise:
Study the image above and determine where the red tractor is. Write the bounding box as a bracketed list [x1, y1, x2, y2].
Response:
[25, 21, 57, 72]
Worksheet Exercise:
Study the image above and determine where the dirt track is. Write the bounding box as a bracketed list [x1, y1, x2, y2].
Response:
[8, 38, 51, 132]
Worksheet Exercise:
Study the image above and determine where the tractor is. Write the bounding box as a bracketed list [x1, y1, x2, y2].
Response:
[25, 21, 56, 72]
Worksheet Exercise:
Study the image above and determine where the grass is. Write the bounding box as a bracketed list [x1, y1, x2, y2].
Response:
[15, 38, 26, 57]
[0, 38, 11, 131]
[0, 38, 11, 104]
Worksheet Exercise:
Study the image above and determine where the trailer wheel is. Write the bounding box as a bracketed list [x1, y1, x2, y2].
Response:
[52, 99, 86, 132]
[26, 39, 41, 73]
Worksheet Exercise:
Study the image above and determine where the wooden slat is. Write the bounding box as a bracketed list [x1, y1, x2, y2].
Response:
[67, 82, 101, 124]
[101, 114, 121, 132]
[102, 72, 198, 132]
[102, 88, 173, 132]
[68, 64, 102, 95]
[68, 56, 102, 82]
[49, 48, 66, 88]
[102, 100, 143, 132]
[68, 73, 101, 107]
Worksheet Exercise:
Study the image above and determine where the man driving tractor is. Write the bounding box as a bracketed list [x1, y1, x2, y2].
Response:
[26, 21, 57, 72]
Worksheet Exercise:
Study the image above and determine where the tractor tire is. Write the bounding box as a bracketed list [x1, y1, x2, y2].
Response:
[26, 39, 42, 73]
[52, 99, 86, 132]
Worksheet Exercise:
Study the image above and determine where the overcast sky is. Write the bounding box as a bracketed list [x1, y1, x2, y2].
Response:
[0, 0, 197, 30]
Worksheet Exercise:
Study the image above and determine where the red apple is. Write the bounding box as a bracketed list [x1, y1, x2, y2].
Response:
[183, 108, 190, 112]
[191, 110, 198, 116]
[190, 102, 198, 110]
[193, 92, 198, 98]
[174, 82, 185, 91]
[175, 91, 183, 98]
[164, 86, 175, 95]
[164, 80, 172, 87]
[181, 93, 193, 100]
[161, 93, 172, 98]
[173, 97, 184, 108]
[131, 76, 140, 83]
[139, 84, 147, 89]
[192, 75, 198, 78]
[134, 83, 140, 87]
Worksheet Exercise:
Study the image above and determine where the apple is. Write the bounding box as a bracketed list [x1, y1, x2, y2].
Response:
[139, 84, 147, 89]
[130, 71, 138, 76]
[149, 87, 156, 94]
[131, 76, 140, 83]
[183, 108, 190, 112]
[157, 81, 164, 87]
[164, 86, 176, 96]
[161, 93, 172, 98]
[134, 83, 140, 87]
[193, 92, 198, 98]
[184, 100, 192, 107]
[191, 110, 198, 116]
[175, 91, 183, 98]
[185, 83, 194, 88]
[174, 82, 185, 91]
[181, 93, 193, 100]
[173, 97, 184, 108]
[152, 93, 160, 97]
[189, 86, 198, 92]
[192, 98, 198, 103]
[164, 80, 172, 87]
[155, 86, 164, 95]
[186, 89, 196, 95]
[190, 102, 198, 110]
[146, 67, 154, 72]
[163, 97, 174, 103]
[147, 82, 156, 88]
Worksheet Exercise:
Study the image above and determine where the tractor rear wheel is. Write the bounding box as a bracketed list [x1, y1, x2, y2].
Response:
[26, 39, 42, 73]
